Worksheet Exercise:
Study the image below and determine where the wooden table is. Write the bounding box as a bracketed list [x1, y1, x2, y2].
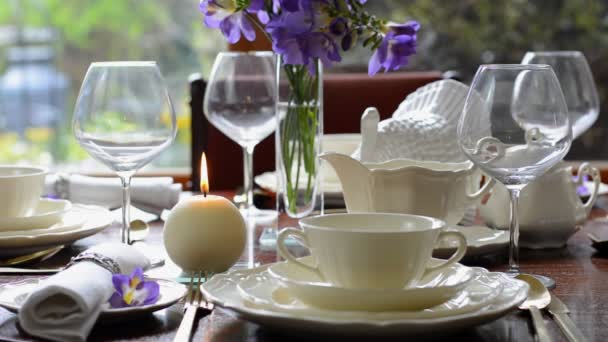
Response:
[0, 194, 607, 341]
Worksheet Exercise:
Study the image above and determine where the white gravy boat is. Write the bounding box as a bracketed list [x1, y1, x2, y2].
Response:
[320, 153, 495, 226]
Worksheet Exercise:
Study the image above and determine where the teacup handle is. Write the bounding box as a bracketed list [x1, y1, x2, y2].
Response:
[466, 177, 496, 202]
[574, 162, 601, 215]
[425, 231, 467, 274]
[276, 228, 324, 280]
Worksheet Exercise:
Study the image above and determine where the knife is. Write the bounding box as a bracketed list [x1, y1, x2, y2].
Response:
[547, 295, 588, 342]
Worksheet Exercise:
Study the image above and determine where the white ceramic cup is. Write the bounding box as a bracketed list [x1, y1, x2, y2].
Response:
[0, 166, 47, 217]
[277, 213, 467, 289]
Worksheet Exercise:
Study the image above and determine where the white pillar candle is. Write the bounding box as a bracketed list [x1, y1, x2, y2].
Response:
[163, 153, 246, 273]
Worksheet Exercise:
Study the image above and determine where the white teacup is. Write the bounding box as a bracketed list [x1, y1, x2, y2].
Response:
[277, 213, 467, 289]
[0, 166, 47, 217]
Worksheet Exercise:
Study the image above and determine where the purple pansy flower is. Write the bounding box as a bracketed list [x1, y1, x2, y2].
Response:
[368, 21, 419, 76]
[109, 267, 160, 308]
[199, 0, 269, 44]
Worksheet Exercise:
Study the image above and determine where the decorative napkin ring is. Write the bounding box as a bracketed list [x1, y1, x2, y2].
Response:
[66, 252, 122, 274]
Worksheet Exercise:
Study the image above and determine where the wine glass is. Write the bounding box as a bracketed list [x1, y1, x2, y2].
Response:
[73, 61, 177, 244]
[204, 51, 277, 220]
[522, 51, 599, 139]
[458, 64, 572, 283]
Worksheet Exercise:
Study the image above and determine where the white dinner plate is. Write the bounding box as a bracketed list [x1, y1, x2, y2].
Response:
[255, 171, 345, 207]
[202, 263, 528, 338]
[255, 134, 360, 202]
[264, 257, 475, 311]
[434, 225, 509, 259]
[0, 204, 112, 258]
[0, 277, 186, 322]
[255, 171, 343, 194]
[0, 199, 72, 232]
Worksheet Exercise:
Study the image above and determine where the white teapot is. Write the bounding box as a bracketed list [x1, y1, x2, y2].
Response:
[479, 162, 600, 249]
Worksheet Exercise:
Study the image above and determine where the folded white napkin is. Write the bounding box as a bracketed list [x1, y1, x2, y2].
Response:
[18, 243, 151, 342]
[44, 174, 182, 216]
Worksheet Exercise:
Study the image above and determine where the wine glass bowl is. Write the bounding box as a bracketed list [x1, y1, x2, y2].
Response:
[73, 62, 176, 173]
[73, 61, 177, 243]
[204, 52, 277, 219]
[458, 64, 572, 277]
[204, 52, 276, 149]
[459, 64, 571, 188]
[522, 51, 599, 139]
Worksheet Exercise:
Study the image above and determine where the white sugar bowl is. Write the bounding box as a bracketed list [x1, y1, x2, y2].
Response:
[479, 162, 600, 249]
[321, 152, 494, 226]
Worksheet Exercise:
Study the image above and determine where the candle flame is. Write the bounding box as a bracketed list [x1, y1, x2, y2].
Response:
[200, 152, 209, 196]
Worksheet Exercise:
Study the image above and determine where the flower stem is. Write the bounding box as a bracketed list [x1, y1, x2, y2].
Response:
[279, 60, 321, 216]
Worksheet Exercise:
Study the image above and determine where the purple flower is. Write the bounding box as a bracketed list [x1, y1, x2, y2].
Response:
[280, 0, 325, 12]
[368, 21, 419, 76]
[329, 17, 348, 36]
[266, 1, 341, 72]
[341, 31, 356, 51]
[575, 174, 591, 197]
[199, 0, 269, 44]
[109, 267, 160, 308]
[281, 0, 303, 11]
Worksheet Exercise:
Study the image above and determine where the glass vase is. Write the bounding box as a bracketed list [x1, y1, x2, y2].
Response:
[275, 57, 323, 218]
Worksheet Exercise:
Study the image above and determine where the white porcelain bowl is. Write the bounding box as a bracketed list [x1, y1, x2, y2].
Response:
[0, 166, 47, 217]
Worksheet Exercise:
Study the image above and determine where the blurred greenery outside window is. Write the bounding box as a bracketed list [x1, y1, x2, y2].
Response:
[1, 1, 607, 174]
[0, 0, 223, 173]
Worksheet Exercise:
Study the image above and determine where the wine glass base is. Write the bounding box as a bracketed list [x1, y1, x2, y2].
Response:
[505, 271, 556, 290]
[258, 227, 277, 248]
[240, 207, 277, 223]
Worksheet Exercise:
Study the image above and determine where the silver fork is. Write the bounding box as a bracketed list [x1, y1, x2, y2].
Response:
[173, 271, 203, 342]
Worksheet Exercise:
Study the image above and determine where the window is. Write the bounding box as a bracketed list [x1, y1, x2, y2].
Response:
[0, 0, 224, 172]
[363, 1, 608, 161]
[1, 1, 606, 174]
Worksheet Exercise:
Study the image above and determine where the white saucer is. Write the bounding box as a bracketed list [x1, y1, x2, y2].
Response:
[263, 257, 475, 311]
[0, 199, 72, 231]
[202, 263, 528, 337]
[0, 204, 112, 258]
[434, 225, 508, 259]
[0, 277, 186, 322]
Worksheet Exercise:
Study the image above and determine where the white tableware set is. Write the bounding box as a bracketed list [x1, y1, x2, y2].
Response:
[0, 165, 112, 257]
[202, 213, 529, 338]
[323, 78, 601, 250]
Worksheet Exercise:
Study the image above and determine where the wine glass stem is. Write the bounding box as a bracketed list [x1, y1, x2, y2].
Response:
[119, 173, 133, 244]
[507, 188, 521, 274]
[242, 145, 256, 213]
